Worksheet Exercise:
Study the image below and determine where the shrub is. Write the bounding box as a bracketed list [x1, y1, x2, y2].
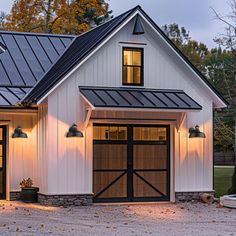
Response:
[20, 178, 33, 188]
[228, 166, 236, 194]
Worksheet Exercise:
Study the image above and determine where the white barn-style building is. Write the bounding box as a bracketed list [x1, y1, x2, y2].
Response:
[0, 6, 227, 205]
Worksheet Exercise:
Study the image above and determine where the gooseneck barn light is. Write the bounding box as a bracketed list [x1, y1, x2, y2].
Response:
[66, 123, 83, 138]
[189, 125, 206, 138]
[12, 127, 28, 138]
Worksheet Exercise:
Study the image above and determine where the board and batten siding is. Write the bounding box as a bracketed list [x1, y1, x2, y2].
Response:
[0, 111, 39, 199]
[44, 17, 214, 195]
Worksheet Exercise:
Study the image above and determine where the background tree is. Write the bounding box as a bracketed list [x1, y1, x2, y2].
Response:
[162, 23, 209, 71]
[0, 11, 7, 30]
[4, 0, 112, 34]
[211, 0, 236, 157]
[163, 23, 235, 153]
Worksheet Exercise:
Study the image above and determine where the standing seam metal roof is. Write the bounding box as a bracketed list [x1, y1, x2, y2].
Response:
[22, 6, 138, 103]
[0, 31, 74, 106]
[80, 87, 202, 110]
[0, 5, 228, 107]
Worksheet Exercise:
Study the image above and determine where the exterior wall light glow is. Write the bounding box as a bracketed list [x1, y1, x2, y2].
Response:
[66, 123, 83, 138]
[189, 125, 206, 138]
[12, 127, 28, 138]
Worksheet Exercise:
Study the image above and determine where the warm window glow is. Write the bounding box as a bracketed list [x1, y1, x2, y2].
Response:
[133, 127, 166, 141]
[123, 48, 143, 85]
[93, 126, 127, 140]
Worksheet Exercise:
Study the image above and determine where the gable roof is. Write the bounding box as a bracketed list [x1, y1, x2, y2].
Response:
[0, 31, 74, 106]
[22, 5, 227, 108]
[0, 6, 228, 108]
[22, 6, 138, 104]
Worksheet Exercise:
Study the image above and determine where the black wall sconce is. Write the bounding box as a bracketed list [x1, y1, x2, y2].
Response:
[189, 125, 206, 138]
[12, 127, 28, 138]
[66, 123, 83, 138]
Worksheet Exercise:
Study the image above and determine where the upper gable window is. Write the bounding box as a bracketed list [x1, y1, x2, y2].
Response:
[122, 48, 143, 86]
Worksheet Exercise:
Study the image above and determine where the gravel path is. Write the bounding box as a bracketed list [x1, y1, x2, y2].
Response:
[0, 201, 235, 235]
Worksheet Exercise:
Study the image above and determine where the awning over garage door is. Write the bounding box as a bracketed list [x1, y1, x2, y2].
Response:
[79, 87, 202, 110]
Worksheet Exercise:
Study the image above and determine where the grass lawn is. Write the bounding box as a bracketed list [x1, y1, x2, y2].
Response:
[214, 166, 234, 197]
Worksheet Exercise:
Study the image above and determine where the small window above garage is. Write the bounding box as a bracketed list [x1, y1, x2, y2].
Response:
[122, 48, 143, 86]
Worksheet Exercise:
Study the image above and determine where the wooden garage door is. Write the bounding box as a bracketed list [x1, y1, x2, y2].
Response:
[93, 125, 170, 202]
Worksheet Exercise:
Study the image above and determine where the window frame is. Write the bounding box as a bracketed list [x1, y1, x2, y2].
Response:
[122, 47, 144, 86]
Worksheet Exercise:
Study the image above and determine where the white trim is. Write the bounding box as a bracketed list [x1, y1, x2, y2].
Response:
[92, 107, 201, 113]
[37, 10, 140, 105]
[82, 108, 93, 131]
[177, 112, 186, 131]
[36, 8, 226, 108]
[91, 119, 177, 125]
[80, 94, 95, 110]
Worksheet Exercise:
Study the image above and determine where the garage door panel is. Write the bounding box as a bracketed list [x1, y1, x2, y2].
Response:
[93, 144, 127, 170]
[133, 145, 167, 170]
[134, 171, 167, 197]
[93, 172, 127, 198]
[93, 124, 170, 202]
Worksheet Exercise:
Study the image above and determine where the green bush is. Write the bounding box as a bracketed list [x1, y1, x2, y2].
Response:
[228, 166, 236, 194]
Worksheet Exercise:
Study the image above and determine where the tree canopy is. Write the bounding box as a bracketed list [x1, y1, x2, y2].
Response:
[1, 0, 111, 34]
[163, 23, 235, 152]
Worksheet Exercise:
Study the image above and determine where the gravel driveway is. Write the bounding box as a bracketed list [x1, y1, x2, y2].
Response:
[0, 201, 235, 236]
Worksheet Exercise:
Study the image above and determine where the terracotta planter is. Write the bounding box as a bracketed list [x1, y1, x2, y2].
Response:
[21, 187, 39, 203]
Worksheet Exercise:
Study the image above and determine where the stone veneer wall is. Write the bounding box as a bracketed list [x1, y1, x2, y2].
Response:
[38, 194, 93, 206]
[10, 191, 21, 201]
[175, 191, 215, 202]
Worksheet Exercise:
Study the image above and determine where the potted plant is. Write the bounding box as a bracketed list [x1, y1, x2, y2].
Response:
[20, 178, 39, 203]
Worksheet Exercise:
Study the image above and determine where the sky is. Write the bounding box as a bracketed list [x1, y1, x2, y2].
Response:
[0, 0, 231, 48]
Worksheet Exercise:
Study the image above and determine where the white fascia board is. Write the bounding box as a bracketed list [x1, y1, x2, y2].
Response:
[92, 107, 201, 113]
[37, 10, 140, 105]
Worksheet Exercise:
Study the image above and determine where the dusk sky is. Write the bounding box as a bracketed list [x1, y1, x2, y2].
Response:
[1, 0, 231, 48]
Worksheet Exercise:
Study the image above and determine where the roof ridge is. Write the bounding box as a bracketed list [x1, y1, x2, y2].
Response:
[75, 6, 138, 40]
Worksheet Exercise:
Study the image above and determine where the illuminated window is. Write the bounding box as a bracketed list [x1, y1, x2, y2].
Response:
[93, 126, 127, 140]
[122, 48, 143, 85]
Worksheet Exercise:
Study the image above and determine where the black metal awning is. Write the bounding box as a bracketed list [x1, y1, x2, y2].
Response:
[79, 87, 202, 110]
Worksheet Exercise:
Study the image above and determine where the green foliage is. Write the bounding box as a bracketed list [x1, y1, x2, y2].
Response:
[163, 23, 235, 152]
[20, 178, 33, 188]
[162, 23, 209, 72]
[214, 117, 234, 151]
[228, 166, 236, 194]
[2, 0, 112, 34]
[214, 166, 235, 197]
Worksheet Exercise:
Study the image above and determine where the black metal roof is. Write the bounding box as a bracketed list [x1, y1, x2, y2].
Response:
[0, 5, 228, 108]
[80, 87, 202, 110]
[22, 5, 228, 107]
[0, 31, 74, 106]
[22, 6, 138, 103]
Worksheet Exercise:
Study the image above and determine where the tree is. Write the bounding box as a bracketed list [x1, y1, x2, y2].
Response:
[203, 48, 235, 152]
[0, 11, 7, 30]
[162, 23, 209, 71]
[212, 0, 236, 193]
[4, 0, 112, 34]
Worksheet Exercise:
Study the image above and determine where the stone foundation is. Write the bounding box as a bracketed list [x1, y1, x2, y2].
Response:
[10, 191, 21, 201]
[175, 191, 215, 202]
[38, 193, 93, 206]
